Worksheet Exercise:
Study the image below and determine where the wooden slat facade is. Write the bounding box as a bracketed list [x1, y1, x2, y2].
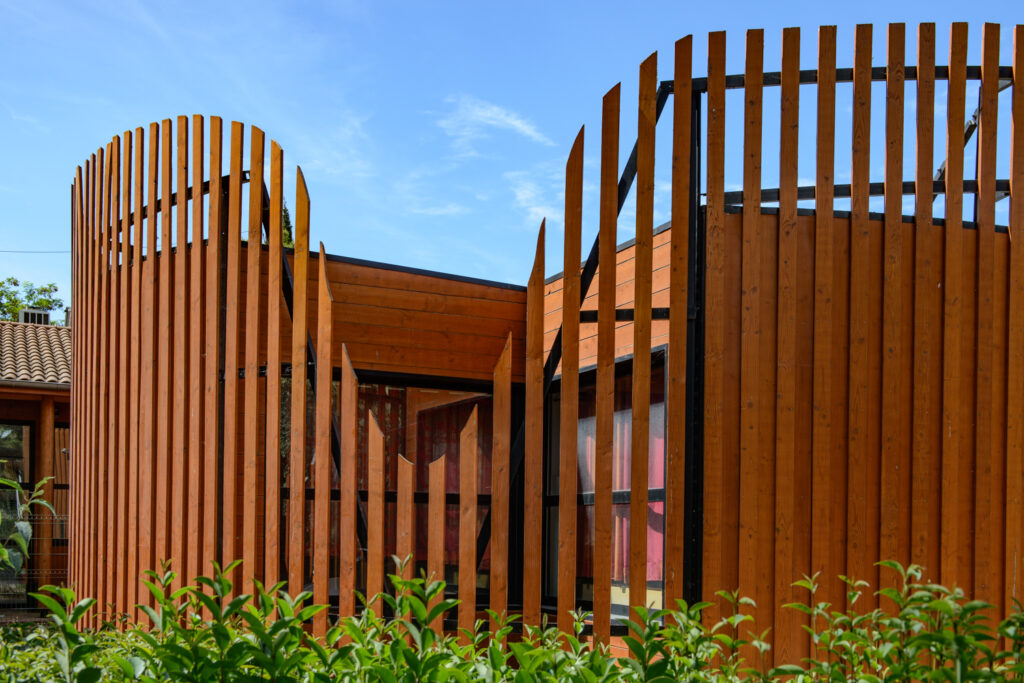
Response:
[69, 24, 1024, 651]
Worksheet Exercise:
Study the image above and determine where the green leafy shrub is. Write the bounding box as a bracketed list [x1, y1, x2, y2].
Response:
[3, 560, 1024, 682]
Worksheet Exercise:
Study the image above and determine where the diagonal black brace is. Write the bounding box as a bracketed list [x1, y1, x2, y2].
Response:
[475, 81, 674, 570]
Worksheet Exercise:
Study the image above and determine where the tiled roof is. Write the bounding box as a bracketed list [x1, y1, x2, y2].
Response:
[0, 321, 72, 385]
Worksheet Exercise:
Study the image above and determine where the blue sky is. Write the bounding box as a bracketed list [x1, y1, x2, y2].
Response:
[0, 1, 1019, 310]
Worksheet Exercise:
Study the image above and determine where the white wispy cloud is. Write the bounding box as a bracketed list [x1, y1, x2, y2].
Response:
[504, 170, 561, 229]
[440, 95, 554, 157]
[409, 202, 469, 216]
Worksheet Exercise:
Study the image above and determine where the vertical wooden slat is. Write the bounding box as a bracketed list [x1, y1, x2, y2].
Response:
[629, 52, 656, 622]
[243, 126, 265, 589]
[911, 24, 939, 579]
[594, 84, 619, 644]
[313, 243, 333, 636]
[459, 406, 479, 643]
[188, 115, 205, 585]
[702, 30, 729, 620]
[523, 222, 545, 627]
[139, 122, 160, 606]
[68, 170, 77, 596]
[367, 412, 385, 602]
[106, 134, 121, 612]
[739, 29, 767, 636]
[880, 23, 908, 598]
[39, 397, 54, 586]
[558, 130, 584, 635]
[222, 121, 245, 574]
[941, 23, 968, 589]
[397, 455, 415, 580]
[89, 149, 99, 606]
[1005, 24, 1024, 614]
[489, 334, 512, 626]
[117, 129, 132, 613]
[265, 140, 283, 588]
[289, 168, 310, 593]
[128, 127, 144, 618]
[88, 146, 99, 614]
[204, 117, 224, 577]
[90, 145, 105, 613]
[95, 142, 110, 616]
[172, 116, 190, 584]
[156, 119, 174, 571]
[774, 25, 805, 664]
[78, 153, 89, 606]
[974, 22, 1001, 609]
[846, 23, 877, 599]
[664, 33, 691, 614]
[338, 346, 358, 617]
[812, 25, 841, 609]
[428, 453, 447, 630]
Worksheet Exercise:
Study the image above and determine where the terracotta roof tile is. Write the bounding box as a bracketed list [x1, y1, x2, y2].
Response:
[0, 321, 72, 385]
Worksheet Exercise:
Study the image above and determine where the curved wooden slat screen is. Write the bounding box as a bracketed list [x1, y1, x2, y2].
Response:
[70, 21, 1024, 655]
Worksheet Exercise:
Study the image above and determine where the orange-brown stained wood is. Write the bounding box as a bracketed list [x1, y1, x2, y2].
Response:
[117, 129, 133, 613]
[739, 29, 768, 639]
[459, 406, 479, 644]
[523, 222, 545, 627]
[397, 455, 415, 583]
[139, 122, 160, 609]
[265, 140, 283, 588]
[106, 134, 121, 612]
[1005, 24, 1024, 615]
[367, 411, 386, 603]
[559, 130, 584, 636]
[222, 121, 244, 578]
[774, 25, 806, 665]
[96, 142, 110, 616]
[338, 346, 359, 618]
[594, 84, 620, 645]
[289, 167, 310, 595]
[974, 23, 1001, 609]
[188, 115, 206, 586]
[629, 52, 656, 626]
[428, 453, 447, 630]
[664, 34, 691, 615]
[879, 23, 907, 600]
[489, 334, 512, 628]
[911, 24, 940, 580]
[172, 115, 190, 587]
[77, 154, 88, 609]
[313, 243, 334, 637]
[204, 117, 224, 581]
[702, 30, 729, 623]
[941, 24, 968, 589]
[243, 126, 265, 590]
[812, 25, 842, 611]
[69, 171, 78, 599]
[156, 119, 173, 575]
[129, 128, 144, 620]
[85, 147, 99, 614]
[846, 23, 878, 604]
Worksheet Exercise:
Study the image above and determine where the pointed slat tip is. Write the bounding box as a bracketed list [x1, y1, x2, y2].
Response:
[571, 126, 585, 152]
[604, 83, 621, 100]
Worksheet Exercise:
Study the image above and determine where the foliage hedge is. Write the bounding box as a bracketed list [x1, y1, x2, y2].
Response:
[3, 560, 1024, 682]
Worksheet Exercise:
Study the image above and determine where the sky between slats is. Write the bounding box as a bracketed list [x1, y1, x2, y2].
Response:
[0, 0, 1019, 306]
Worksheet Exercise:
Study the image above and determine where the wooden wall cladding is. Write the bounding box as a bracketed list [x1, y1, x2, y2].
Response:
[68, 22, 1024, 656]
[70, 115, 523, 630]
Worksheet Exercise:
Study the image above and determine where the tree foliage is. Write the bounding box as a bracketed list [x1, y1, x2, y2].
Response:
[0, 278, 64, 324]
